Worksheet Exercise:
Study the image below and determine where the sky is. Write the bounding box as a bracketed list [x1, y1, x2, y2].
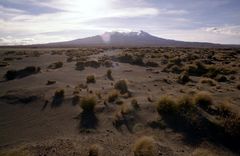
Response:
[0, 0, 240, 45]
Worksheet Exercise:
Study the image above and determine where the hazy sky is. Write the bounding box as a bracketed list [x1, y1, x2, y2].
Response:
[0, 0, 240, 45]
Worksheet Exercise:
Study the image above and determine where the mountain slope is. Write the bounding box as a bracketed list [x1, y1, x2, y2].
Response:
[37, 30, 238, 48]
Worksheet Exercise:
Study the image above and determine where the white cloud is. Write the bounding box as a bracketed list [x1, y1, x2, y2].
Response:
[0, 0, 239, 45]
[204, 25, 240, 36]
[152, 27, 240, 44]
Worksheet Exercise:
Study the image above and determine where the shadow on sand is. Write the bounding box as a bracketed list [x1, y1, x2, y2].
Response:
[74, 110, 98, 132]
[51, 95, 64, 108]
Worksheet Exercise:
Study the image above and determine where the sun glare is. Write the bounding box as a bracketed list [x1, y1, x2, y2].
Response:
[64, 0, 111, 16]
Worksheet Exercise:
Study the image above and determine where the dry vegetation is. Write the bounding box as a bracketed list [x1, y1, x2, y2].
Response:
[0, 47, 239, 155]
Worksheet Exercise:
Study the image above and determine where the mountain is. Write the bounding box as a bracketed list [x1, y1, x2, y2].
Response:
[35, 30, 239, 48]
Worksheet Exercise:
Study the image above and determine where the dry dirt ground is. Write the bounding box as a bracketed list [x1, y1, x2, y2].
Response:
[0, 47, 239, 156]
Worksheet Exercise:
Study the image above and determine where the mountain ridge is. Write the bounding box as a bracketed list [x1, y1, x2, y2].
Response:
[6, 30, 240, 48]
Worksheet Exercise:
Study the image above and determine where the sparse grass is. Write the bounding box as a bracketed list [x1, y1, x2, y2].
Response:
[80, 96, 96, 112]
[191, 148, 217, 156]
[133, 136, 155, 156]
[88, 144, 101, 156]
[222, 113, 240, 138]
[194, 91, 213, 109]
[200, 78, 217, 86]
[107, 90, 119, 103]
[86, 75, 96, 83]
[114, 79, 128, 94]
[0, 147, 32, 156]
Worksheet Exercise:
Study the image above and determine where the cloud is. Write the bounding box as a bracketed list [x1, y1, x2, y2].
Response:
[204, 25, 240, 36]
[0, 0, 239, 45]
[151, 26, 240, 44]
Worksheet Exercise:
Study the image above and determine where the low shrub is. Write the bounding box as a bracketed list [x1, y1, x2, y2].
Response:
[86, 75, 96, 83]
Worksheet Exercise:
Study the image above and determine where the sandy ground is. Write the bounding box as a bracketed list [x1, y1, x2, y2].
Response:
[0, 47, 239, 156]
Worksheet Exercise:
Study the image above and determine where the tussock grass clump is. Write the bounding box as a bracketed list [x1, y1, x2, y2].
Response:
[106, 69, 113, 80]
[177, 95, 196, 113]
[216, 101, 232, 117]
[194, 91, 213, 109]
[88, 144, 102, 156]
[47, 61, 63, 69]
[114, 79, 128, 94]
[200, 78, 217, 86]
[46, 80, 56, 85]
[157, 95, 197, 124]
[177, 71, 190, 84]
[54, 89, 64, 99]
[186, 61, 208, 76]
[85, 60, 100, 68]
[121, 103, 134, 115]
[51, 89, 64, 107]
[112, 103, 136, 130]
[86, 75, 96, 83]
[80, 96, 96, 112]
[156, 96, 177, 115]
[133, 136, 155, 156]
[131, 99, 140, 110]
[107, 90, 119, 103]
